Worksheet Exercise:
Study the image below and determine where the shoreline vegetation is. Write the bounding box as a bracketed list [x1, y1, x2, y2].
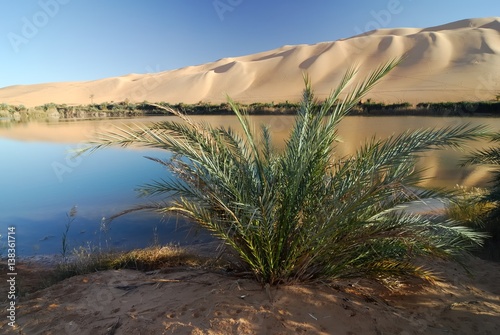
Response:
[1, 99, 500, 123]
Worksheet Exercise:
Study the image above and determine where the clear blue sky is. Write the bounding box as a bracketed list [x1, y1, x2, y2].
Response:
[0, 0, 498, 88]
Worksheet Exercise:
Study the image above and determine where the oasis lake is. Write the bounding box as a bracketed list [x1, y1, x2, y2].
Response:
[1, 115, 498, 256]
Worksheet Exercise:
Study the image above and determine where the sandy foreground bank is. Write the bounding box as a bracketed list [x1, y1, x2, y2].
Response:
[1, 251, 499, 335]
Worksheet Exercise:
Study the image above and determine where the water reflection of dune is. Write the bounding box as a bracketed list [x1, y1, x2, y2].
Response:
[2, 115, 499, 188]
[460, 166, 494, 187]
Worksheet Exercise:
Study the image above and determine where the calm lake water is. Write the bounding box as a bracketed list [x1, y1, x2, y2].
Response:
[0, 115, 498, 256]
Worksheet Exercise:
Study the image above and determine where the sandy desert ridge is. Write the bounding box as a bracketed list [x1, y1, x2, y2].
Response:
[1, 17, 499, 107]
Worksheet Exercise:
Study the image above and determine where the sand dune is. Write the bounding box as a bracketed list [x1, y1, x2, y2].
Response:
[1, 17, 499, 107]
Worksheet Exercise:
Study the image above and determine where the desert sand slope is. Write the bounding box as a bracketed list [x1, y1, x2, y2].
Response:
[1, 17, 499, 106]
[1, 256, 499, 334]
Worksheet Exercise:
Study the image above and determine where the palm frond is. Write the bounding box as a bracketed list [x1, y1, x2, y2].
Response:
[463, 147, 500, 166]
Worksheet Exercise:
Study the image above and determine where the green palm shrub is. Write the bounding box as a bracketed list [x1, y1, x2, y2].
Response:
[464, 133, 500, 208]
[445, 185, 493, 229]
[88, 60, 486, 284]
[463, 134, 500, 259]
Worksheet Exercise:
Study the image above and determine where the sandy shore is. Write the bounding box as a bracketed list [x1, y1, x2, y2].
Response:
[1, 250, 499, 334]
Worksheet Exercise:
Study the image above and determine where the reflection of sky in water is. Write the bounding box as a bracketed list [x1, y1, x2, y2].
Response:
[0, 139, 210, 256]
